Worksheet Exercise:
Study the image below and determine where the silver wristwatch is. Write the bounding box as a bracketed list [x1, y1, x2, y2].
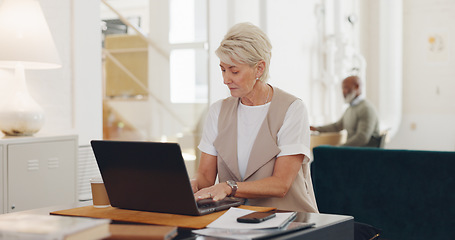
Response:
[226, 180, 238, 197]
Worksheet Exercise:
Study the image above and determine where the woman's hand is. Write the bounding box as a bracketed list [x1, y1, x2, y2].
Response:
[190, 179, 198, 193]
[192, 152, 219, 197]
[194, 182, 231, 201]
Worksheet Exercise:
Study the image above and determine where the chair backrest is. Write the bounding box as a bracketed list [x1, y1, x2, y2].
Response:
[377, 131, 387, 148]
[312, 145, 455, 240]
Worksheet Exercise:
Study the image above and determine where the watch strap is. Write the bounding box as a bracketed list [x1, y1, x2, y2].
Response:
[226, 180, 238, 197]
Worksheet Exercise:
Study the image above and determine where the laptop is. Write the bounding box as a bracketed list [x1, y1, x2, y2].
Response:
[90, 140, 244, 216]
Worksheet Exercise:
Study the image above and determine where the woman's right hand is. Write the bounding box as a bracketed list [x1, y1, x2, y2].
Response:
[190, 179, 198, 193]
[194, 182, 231, 201]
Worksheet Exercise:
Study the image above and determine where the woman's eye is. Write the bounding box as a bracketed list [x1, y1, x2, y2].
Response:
[232, 71, 238, 74]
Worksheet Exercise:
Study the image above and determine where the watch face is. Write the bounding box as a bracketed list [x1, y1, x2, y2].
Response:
[226, 180, 237, 197]
[227, 180, 236, 187]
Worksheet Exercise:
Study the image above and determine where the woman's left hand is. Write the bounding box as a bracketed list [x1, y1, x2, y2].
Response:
[194, 182, 231, 201]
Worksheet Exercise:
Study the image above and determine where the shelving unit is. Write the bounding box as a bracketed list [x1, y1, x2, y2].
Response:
[1, 134, 78, 213]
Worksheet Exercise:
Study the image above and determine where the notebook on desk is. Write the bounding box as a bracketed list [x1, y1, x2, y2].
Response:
[90, 140, 243, 216]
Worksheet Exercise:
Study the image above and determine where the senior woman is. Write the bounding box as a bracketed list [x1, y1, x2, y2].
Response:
[191, 22, 318, 213]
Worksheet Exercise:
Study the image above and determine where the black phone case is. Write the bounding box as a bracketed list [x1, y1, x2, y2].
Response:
[237, 212, 276, 223]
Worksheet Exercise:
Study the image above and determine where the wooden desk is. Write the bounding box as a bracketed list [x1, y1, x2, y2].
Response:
[310, 131, 346, 151]
[5, 202, 354, 240]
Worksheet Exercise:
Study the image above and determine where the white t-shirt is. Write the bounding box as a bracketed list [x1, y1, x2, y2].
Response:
[198, 98, 311, 180]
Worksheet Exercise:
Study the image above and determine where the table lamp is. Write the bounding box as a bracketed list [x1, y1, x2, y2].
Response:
[0, 0, 61, 136]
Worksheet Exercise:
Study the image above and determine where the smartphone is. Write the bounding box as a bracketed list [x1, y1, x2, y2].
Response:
[237, 212, 276, 223]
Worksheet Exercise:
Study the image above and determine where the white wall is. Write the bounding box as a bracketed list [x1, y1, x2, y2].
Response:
[208, 0, 320, 106]
[266, 0, 319, 105]
[386, 0, 455, 151]
[32, 0, 73, 135]
[0, 0, 102, 145]
[208, 0, 230, 105]
[358, 0, 402, 138]
[209, 0, 455, 151]
[6, 0, 73, 136]
[2, 0, 454, 151]
[72, 0, 103, 145]
[12, 0, 102, 145]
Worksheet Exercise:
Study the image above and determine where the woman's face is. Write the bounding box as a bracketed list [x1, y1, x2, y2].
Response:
[219, 60, 257, 98]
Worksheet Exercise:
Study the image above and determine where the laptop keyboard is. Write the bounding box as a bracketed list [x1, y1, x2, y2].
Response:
[197, 199, 222, 208]
[197, 198, 243, 209]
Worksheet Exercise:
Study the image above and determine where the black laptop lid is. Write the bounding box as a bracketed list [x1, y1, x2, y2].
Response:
[90, 140, 201, 215]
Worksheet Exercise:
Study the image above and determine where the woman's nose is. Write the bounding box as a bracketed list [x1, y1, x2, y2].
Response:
[223, 76, 232, 84]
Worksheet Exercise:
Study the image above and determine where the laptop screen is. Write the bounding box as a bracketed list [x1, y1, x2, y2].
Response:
[91, 140, 202, 215]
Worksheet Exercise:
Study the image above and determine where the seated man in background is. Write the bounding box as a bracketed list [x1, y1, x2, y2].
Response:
[310, 75, 381, 147]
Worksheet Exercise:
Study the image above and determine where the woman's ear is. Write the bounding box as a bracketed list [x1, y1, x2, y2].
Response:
[256, 60, 265, 78]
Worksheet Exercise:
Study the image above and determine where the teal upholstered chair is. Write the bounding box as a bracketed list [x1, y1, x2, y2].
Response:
[311, 145, 455, 240]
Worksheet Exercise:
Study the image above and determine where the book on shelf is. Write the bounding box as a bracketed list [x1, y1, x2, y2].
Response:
[105, 224, 178, 240]
[0, 214, 111, 240]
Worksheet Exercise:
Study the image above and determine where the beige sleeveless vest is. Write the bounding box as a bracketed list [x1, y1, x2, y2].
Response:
[213, 86, 318, 213]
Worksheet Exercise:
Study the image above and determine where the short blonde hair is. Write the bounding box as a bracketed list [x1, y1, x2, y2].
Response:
[215, 22, 272, 82]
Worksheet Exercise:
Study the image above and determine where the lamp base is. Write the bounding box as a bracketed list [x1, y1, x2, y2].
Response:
[0, 110, 44, 136]
[0, 63, 45, 136]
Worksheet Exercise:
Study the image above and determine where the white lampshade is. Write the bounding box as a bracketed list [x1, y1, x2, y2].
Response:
[0, 0, 61, 69]
[0, 0, 61, 136]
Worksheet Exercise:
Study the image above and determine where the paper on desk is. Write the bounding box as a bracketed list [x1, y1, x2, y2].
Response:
[206, 207, 295, 230]
[193, 208, 297, 240]
[192, 228, 277, 240]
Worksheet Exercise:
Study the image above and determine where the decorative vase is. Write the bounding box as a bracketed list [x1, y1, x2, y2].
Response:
[0, 65, 44, 136]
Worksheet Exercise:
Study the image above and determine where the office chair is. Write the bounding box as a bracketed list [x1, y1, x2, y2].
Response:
[377, 130, 389, 148]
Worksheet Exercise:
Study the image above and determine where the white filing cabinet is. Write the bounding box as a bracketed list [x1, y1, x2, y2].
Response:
[1, 134, 78, 213]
